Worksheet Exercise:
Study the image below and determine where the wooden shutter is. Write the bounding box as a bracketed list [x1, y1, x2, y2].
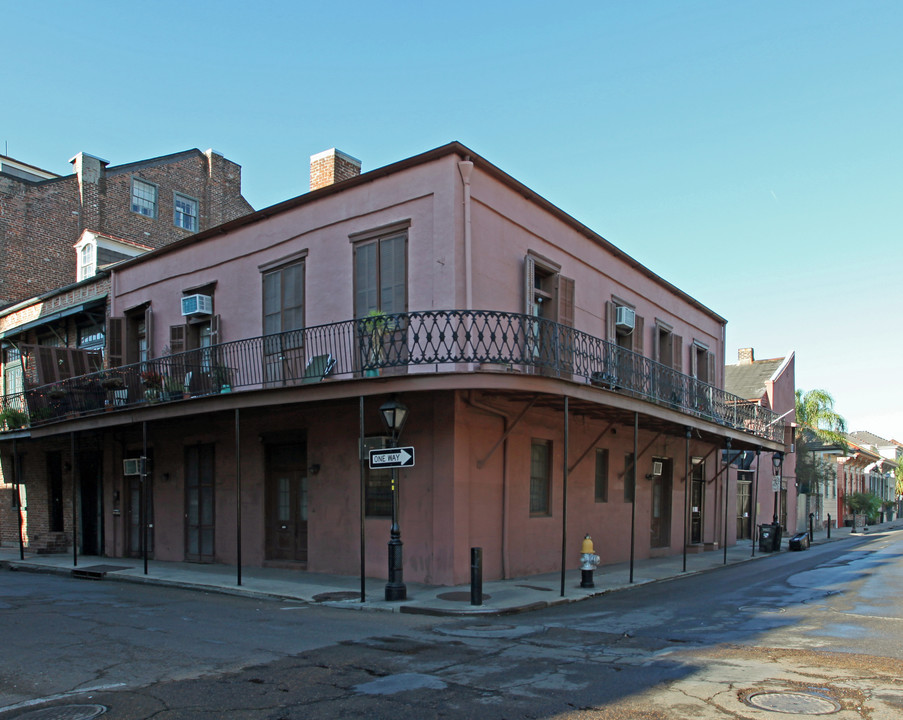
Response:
[210, 314, 221, 345]
[558, 277, 575, 328]
[144, 306, 154, 358]
[707, 351, 716, 386]
[673, 335, 683, 373]
[524, 255, 536, 316]
[107, 317, 126, 368]
[634, 316, 644, 355]
[605, 301, 615, 344]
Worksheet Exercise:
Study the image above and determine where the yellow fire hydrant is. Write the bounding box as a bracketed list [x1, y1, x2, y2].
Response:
[580, 533, 601, 588]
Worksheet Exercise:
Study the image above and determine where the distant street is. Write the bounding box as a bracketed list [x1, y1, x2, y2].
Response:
[2, 530, 902, 719]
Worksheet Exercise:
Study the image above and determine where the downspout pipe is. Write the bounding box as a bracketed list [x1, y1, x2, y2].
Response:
[458, 159, 474, 311]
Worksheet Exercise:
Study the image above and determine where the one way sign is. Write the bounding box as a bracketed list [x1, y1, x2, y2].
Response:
[369, 446, 415, 469]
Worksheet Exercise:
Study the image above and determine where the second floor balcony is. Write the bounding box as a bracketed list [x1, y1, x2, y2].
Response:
[0, 309, 784, 443]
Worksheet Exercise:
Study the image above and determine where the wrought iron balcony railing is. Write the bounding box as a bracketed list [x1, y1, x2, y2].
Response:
[0, 309, 784, 442]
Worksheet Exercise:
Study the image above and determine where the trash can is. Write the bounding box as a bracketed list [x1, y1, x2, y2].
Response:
[789, 532, 810, 551]
[759, 524, 776, 552]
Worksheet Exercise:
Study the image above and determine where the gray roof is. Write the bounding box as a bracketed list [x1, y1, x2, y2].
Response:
[848, 430, 890, 447]
[724, 357, 785, 401]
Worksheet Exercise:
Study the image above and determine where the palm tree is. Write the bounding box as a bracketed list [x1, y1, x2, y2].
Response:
[794, 389, 848, 521]
[795, 389, 847, 448]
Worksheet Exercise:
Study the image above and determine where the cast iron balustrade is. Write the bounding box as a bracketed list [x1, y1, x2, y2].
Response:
[1, 309, 783, 442]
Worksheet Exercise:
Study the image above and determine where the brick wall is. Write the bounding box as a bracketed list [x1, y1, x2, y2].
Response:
[0, 150, 253, 306]
[0, 440, 72, 552]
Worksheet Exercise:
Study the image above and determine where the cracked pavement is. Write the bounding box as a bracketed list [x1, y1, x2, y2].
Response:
[2, 530, 901, 718]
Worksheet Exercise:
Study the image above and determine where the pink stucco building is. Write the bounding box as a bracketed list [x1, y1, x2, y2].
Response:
[1, 143, 787, 588]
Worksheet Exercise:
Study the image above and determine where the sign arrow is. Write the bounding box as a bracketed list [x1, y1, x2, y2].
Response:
[369, 446, 415, 469]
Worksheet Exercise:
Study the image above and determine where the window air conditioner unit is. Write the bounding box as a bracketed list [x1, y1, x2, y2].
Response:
[652, 460, 663, 477]
[615, 306, 636, 332]
[181, 294, 213, 317]
[123, 458, 144, 476]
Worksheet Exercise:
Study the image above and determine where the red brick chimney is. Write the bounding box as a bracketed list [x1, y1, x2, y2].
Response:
[309, 149, 361, 191]
[738, 348, 755, 364]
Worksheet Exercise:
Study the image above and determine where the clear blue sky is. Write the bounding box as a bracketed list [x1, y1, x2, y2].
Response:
[5, 1, 901, 441]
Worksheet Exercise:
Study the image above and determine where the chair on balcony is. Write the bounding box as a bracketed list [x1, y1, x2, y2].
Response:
[302, 354, 336, 384]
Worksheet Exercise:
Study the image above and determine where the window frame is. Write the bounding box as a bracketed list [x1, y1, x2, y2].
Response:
[130, 178, 158, 218]
[350, 222, 409, 318]
[173, 192, 199, 231]
[530, 439, 552, 516]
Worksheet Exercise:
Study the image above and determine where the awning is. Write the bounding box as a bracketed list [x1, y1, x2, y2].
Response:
[0, 297, 106, 340]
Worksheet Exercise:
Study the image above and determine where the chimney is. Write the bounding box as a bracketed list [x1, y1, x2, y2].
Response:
[69, 152, 109, 232]
[309, 149, 361, 191]
[738, 348, 755, 364]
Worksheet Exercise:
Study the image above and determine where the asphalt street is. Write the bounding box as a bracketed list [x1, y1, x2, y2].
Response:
[2, 529, 901, 719]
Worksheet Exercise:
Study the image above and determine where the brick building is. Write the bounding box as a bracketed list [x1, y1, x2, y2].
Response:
[0, 149, 253, 307]
[0, 147, 253, 551]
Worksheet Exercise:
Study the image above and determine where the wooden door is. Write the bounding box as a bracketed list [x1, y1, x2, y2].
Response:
[650, 458, 673, 548]
[690, 463, 705, 545]
[185, 444, 216, 562]
[265, 443, 308, 563]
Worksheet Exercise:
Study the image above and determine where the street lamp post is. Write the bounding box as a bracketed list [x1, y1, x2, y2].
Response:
[772, 450, 784, 531]
[379, 395, 409, 601]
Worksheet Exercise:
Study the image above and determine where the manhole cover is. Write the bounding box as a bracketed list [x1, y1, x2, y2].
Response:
[746, 691, 840, 714]
[12, 705, 107, 720]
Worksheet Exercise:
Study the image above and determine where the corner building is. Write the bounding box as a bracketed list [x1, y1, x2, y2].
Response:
[0, 143, 786, 586]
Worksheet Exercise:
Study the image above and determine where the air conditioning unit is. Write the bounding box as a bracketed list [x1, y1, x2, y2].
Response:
[181, 294, 213, 317]
[123, 458, 145, 476]
[615, 305, 636, 332]
[360, 436, 392, 460]
[652, 460, 663, 477]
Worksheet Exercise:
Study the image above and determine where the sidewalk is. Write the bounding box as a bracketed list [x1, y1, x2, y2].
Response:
[1, 521, 898, 616]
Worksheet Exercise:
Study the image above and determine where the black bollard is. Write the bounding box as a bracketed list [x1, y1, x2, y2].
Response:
[470, 547, 483, 606]
[827, 514, 831, 539]
[809, 512, 814, 542]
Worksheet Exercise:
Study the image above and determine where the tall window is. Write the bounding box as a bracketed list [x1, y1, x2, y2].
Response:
[78, 243, 96, 280]
[131, 179, 157, 218]
[263, 260, 305, 383]
[594, 448, 609, 502]
[354, 231, 407, 317]
[530, 439, 552, 516]
[174, 193, 199, 231]
[2, 346, 23, 397]
[263, 261, 305, 336]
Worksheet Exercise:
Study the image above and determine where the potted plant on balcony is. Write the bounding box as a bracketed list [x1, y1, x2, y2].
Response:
[0, 407, 29, 430]
[140, 370, 163, 402]
[360, 309, 390, 377]
[100, 374, 125, 391]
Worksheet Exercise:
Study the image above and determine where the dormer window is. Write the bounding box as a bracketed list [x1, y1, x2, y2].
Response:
[78, 242, 96, 280]
[74, 231, 150, 282]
